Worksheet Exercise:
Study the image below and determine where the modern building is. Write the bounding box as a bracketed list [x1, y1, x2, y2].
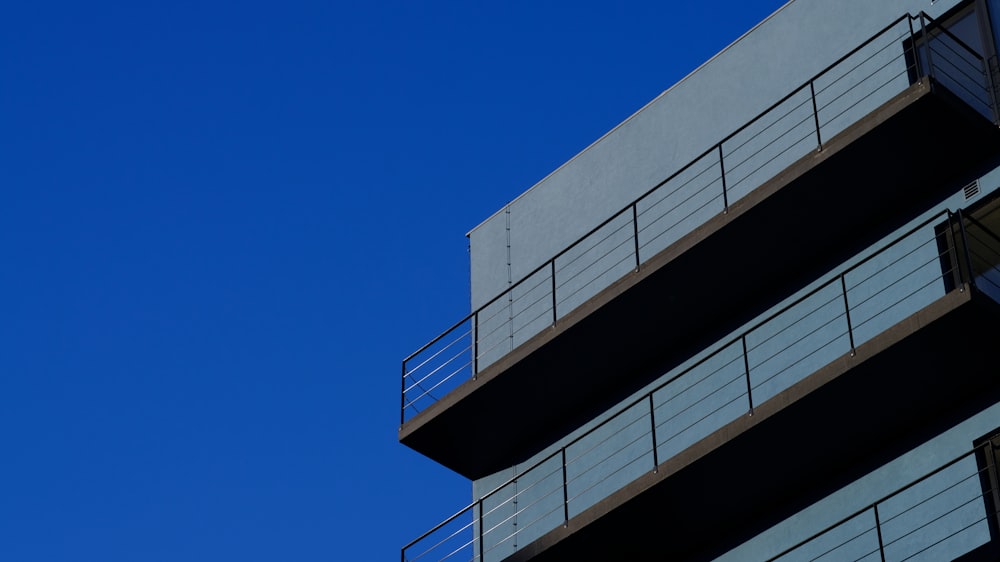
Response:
[400, 0, 1000, 560]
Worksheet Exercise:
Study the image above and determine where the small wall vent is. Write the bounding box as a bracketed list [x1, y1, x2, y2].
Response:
[964, 180, 981, 200]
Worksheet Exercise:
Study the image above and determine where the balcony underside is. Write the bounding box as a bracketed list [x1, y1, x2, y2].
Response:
[400, 79, 1000, 480]
[504, 287, 1000, 562]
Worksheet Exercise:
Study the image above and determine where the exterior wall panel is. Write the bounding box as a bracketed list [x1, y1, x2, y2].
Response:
[469, 0, 966, 311]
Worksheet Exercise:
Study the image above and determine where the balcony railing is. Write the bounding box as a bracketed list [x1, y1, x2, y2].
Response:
[765, 443, 998, 562]
[401, 206, 1000, 562]
[401, 11, 1000, 424]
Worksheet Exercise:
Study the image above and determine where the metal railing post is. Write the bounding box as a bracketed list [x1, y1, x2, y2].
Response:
[921, 13, 936, 89]
[947, 211, 966, 291]
[874, 504, 887, 562]
[742, 335, 753, 415]
[632, 204, 641, 271]
[841, 274, 856, 356]
[957, 209, 976, 290]
[718, 144, 729, 214]
[401, 361, 407, 424]
[473, 312, 479, 377]
[561, 449, 569, 525]
[648, 394, 659, 471]
[550, 260, 558, 325]
[909, 16, 919, 84]
[810, 81, 823, 150]
[478, 499, 485, 562]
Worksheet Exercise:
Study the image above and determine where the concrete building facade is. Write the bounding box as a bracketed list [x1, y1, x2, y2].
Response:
[400, 0, 1000, 560]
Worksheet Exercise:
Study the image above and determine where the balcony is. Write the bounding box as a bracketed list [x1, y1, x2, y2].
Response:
[402, 202, 1000, 561]
[400, 11, 1000, 479]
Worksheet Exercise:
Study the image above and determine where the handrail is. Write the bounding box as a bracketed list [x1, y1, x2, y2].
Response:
[402, 203, 996, 561]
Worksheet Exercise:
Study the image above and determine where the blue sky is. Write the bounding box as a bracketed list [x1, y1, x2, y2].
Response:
[1, 2, 787, 560]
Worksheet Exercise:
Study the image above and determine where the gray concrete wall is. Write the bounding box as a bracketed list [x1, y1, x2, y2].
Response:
[468, 0, 965, 312]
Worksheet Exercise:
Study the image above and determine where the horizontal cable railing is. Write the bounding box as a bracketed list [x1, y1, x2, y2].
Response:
[402, 206, 996, 561]
[401, 11, 999, 424]
[765, 444, 997, 562]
